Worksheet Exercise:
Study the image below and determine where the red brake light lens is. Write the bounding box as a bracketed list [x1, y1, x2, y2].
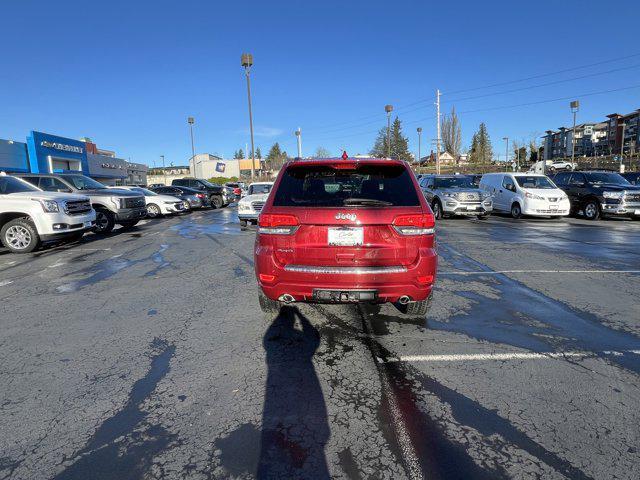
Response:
[392, 214, 435, 235]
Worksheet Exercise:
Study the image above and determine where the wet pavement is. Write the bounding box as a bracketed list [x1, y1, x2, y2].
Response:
[0, 208, 639, 479]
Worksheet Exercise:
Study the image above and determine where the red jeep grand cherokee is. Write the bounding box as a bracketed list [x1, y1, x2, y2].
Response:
[254, 157, 437, 316]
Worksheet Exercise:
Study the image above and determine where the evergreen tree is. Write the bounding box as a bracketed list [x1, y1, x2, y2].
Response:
[469, 123, 493, 164]
[369, 117, 411, 161]
[233, 149, 244, 159]
[266, 143, 287, 170]
[255, 146, 262, 159]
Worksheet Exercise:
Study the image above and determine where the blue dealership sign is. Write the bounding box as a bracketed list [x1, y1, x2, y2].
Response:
[26, 131, 88, 174]
[215, 162, 226, 173]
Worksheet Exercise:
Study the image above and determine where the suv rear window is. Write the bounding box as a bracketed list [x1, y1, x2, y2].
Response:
[272, 164, 420, 207]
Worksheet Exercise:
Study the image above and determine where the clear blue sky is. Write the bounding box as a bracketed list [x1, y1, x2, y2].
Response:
[2, 0, 639, 165]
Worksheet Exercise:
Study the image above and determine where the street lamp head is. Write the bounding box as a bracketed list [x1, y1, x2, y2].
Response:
[294, 130, 300, 137]
[385, 104, 393, 114]
[241, 53, 253, 67]
[187, 117, 194, 125]
[417, 127, 422, 133]
[503, 137, 508, 141]
[570, 100, 580, 112]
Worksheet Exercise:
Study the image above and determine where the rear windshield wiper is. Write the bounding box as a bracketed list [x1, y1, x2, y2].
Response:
[344, 198, 393, 206]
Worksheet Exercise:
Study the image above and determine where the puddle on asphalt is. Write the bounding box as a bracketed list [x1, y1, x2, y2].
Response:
[171, 209, 248, 238]
[433, 243, 640, 374]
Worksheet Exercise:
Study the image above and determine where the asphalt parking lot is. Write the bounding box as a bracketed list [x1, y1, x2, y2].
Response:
[1, 208, 639, 480]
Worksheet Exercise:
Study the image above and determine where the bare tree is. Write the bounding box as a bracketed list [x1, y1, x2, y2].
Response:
[314, 146, 332, 158]
[441, 107, 462, 162]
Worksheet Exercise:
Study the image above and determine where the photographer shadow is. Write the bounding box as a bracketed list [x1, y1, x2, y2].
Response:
[258, 306, 330, 479]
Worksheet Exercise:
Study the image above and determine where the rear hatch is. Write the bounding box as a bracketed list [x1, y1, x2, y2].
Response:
[262, 160, 432, 268]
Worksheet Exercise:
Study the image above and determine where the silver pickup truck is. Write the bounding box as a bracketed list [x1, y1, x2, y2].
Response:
[16, 173, 147, 233]
[419, 174, 493, 219]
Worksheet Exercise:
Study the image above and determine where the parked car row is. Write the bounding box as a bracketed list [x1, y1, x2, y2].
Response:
[418, 170, 640, 221]
[0, 173, 237, 254]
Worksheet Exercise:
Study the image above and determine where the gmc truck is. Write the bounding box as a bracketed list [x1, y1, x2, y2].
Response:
[0, 173, 96, 253]
[16, 173, 147, 233]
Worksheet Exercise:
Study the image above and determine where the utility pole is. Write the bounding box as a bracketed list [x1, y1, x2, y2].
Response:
[241, 53, 256, 180]
[502, 138, 509, 172]
[187, 117, 196, 176]
[295, 128, 302, 158]
[570, 100, 579, 166]
[160, 155, 166, 185]
[385, 104, 393, 158]
[436, 89, 441, 174]
[619, 122, 627, 173]
[417, 127, 422, 165]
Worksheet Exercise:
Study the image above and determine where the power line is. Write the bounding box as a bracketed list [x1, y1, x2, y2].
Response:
[442, 52, 640, 95]
[442, 63, 640, 104]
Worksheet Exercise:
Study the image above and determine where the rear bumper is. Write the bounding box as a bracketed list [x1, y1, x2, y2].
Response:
[255, 247, 437, 303]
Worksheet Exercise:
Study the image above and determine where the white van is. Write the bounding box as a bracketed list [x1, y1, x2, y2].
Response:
[479, 173, 570, 218]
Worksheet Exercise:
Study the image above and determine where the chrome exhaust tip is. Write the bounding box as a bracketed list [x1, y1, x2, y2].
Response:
[279, 294, 295, 303]
[398, 295, 411, 305]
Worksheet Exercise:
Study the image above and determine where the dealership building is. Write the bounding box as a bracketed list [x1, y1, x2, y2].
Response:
[0, 131, 147, 186]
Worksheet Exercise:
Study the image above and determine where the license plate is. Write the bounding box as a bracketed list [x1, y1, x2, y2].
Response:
[328, 227, 363, 246]
[466, 205, 476, 211]
[83, 221, 92, 228]
[549, 205, 558, 211]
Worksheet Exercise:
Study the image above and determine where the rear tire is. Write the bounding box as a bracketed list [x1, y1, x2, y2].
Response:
[511, 202, 522, 219]
[258, 291, 281, 320]
[1, 217, 40, 253]
[211, 195, 223, 209]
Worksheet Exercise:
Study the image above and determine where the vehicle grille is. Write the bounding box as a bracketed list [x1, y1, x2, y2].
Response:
[457, 192, 480, 201]
[124, 196, 146, 208]
[252, 201, 265, 212]
[624, 193, 640, 202]
[64, 200, 92, 215]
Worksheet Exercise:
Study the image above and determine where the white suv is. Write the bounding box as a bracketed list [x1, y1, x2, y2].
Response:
[0, 173, 96, 253]
[237, 182, 274, 227]
[109, 186, 187, 217]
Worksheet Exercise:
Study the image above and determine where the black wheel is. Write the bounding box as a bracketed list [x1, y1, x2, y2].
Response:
[583, 199, 601, 220]
[476, 214, 488, 220]
[146, 203, 161, 218]
[258, 291, 281, 320]
[1, 217, 40, 253]
[119, 220, 139, 229]
[239, 219, 248, 229]
[211, 195, 223, 209]
[94, 209, 115, 234]
[432, 200, 443, 220]
[511, 202, 522, 219]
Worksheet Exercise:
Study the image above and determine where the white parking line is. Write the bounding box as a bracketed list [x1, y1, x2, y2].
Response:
[439, 269, 640, 275]
[387, 350, 640, 363]
[48, 262, 66, 268]
[0, 280, 13, 287]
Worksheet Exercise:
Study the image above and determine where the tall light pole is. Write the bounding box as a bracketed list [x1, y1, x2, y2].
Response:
[502, 137, 509, 172]
[619, 122, 627, 172]
[160, 154, 166, 185]
[570, 100, 580, 165]
[436, 89, 441, 174]
[187, 117, 196, 176]
[385, 104, 393, 158]
[417, 127, 422, 165]
[295, 128, 302, 158]
[241, 53, 256, 180]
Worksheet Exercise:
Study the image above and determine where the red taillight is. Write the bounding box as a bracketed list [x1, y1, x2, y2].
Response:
[196, 193, 205, 198]
[259, 214, 299, 227]
[392, 214, 435, 235]
[258, 214, 299, 235]
[233, 188, 241, 195]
